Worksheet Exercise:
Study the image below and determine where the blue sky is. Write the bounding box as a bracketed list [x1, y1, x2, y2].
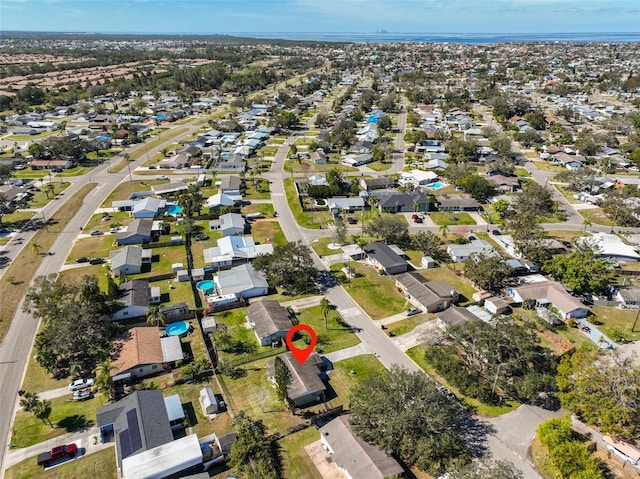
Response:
[1, 0, 639, 34]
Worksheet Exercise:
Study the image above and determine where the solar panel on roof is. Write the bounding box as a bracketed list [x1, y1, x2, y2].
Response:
[119, 409, 142, 458]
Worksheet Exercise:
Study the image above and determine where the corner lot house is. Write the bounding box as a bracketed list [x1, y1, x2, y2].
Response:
[248, 300, 292, 346]
[319, 415, 404, 479]
[267, 352, 326, 407]
[364, 242, 408, 275]
[395, 273, 458, 312]
[436, 306, 481, 331]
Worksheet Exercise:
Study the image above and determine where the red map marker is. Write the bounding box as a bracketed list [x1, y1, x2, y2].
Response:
[285, 324, 317, 364]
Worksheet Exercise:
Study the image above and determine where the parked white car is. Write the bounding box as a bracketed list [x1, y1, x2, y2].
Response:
[68, 378, 94, 391]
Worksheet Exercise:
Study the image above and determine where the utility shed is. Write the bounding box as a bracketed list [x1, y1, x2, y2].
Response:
[199, 387, 219, 415]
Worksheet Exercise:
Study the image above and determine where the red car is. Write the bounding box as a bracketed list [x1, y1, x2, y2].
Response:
[37, 443, 77, 466]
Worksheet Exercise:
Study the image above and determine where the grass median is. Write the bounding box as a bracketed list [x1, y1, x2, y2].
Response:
[0, 183, 96, 343]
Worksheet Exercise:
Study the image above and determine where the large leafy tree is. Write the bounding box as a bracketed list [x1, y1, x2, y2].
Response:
[229, 411, 282, 479]
[447, 458, 523, 479]
[349, 366, 467, 475]
[464, 252, 512, 293]
[273, 356, 294, 413]
[448, 137, 478, 162]
[544, 250, 615, 296]
[24, 274, 114, 377]
[428, 319, 557, 403]
[253, 241, 318, 295]
[514, 182, 555, 218]
[364, 215, 410, 245]
[556, 349, 640, 442]
[411, 231, 443, 260]
[457, 174, 496, 202]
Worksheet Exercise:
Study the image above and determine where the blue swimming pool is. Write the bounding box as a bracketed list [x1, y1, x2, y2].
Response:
[165, 321, 189, 336]
[427, 181, 446, 190]
[166, 204, 183, 216]
[196, 280, 215, 292]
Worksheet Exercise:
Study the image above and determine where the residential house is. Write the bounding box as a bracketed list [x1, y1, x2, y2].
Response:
[29, 159, 73, 170]
[377, 191, 428, 213]
[364, 242, 408, 275]
[310, 149, 328, 165]
[484, 297, 511, 315]
[507, 280, 589, 319]
[113, 280, 152, 321]
[398, 169, 438, 188]
[115, 219, 153, 245]
[352, 140, 374, 153]
[395, 272, 459, 312]
[215, 263, 269, 299]
[158, 153, 189, 169]
[97, 390, 174, 466]
[447, 240, 496, 262]
[487, 175, 520, 193]
[614, 287, 640, 308]
[209, 212, 246, 236]
[203, 235, 273, 267]
[206, 192, 238, 209]
[435, 195, 481, 212]
[359, 177, 395, 191]
[122, 434, 202, 479]
[341, 154, 373, 167]
[436, 306, 481, 331]
[576, 232, 640, 262]
[267, 352, 326, 407]
[109, 327, 183, 381]
[218, 175, 243, 196]
[424, 158, 448, 170]
[151, 182, 190, 196]
[132, 197, 167, 219]
[327, 197, 365, 215]
[319, 415, 405, 479]
[553, 151, 585, 169]
[248, 300, 292, 346]
[109, 245, 151, 276]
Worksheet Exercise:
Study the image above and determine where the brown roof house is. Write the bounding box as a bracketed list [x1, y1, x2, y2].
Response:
[247, 300, 292, 347]
[319, 415, 405, 479]
[110, 327, 184, 382]
[267, 352, 326, 407]
[436, 306, 480, 331]
[395, 272, 459, 313]
[506, 280, 589, 319]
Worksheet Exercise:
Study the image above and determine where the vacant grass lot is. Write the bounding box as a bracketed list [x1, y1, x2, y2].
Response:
[292, 305, 360, 355]
[66, 236, 114, 261]
[249, 220, 287, 246]
[100, 179, 167, 206]
[279, 427, 323, 479]
[0, 184, 96, 342]
[21, 353, 68, 393]
[332, 262, 409, 319]
[12, 394, 102, 447]
[578, 207, 614, 226]
[592, 305, 640, 341]
[385, 314, 432, 336]
[242, 202, 276, 218]
[5, 446, 117, 479]
[429, 212, 476, 226]
[29, 182, 70, 208]
[12, 168, 49, 179]
[2, 211, 34, 229]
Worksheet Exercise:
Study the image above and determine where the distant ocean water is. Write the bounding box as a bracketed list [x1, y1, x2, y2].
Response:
[229, 32, 640, 43]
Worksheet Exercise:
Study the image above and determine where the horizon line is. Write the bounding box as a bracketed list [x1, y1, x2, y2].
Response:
[2, 30, 640, 35]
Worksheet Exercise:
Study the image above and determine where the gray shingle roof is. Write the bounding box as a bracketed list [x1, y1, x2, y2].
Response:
[365, 242, 406, 271]
[109, 245, 143, 271]
[118, 280, 150, 307]
[249, 300, 291, 339]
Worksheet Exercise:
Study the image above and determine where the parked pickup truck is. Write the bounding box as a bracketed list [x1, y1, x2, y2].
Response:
[37, 443, 77, 467]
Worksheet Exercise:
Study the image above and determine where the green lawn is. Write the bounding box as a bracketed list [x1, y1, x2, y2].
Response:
[293, 305, 361, 354]
[81, 212, 132, 235]
[242, 202, 276, 218]
[284, 178, 330, 229]
[532, 161, 566, 173]
[328, 355, 387, 407]
[6, 131, 56, 141]
[249, 220, 287, 246]
[21, 353, 69, 394]
[243, 179, 271, 200]
[367, 161, 392, 172]
[12, 395, 102, 447]
[58, 266, 110, 291]
[385, 314, 432, 336]
[2, 211, 35, 229]
[100, 179, 167, 206]
[5, 446, 117, 479]
[554, 185, 582, 204]
[578, 208, 614, 226]
[56, 166, 97, 177]
[331, 262, 409, 319]
[66, 236, 114, 261]
[514, 168, 530, 177]
[417, 267, 477, 304]
[310, 236, 344, 257]
[12, 168, 49, 179]
[29, 182, 70, 208]
[592, 305, 640, 342]
[429, 212, 476, 226]
[279, 427, 323, 479]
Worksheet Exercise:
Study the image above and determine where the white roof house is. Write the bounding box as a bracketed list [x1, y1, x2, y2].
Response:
[447, 240, 496, 262]
[577, 232, 640, 262]
[203, 236, 274, 267]
[206, 192, 239, 209]
[122, 433, 202, 479]
[398, 169, 438, 187]
[215, 263, 269, 299]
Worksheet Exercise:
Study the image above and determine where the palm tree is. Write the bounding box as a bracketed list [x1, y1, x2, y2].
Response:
[582, 219, 592, 232]
[319, 298, 332, 330]
[439, 224, 449, 240]
[146, 305, 166, 328]
[93, 359, 116, 402]
[30, 242, 41, 255]
[19, 392, 40, 412]
[43, 183, 55, 199]
[32, 399, 54, 428]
